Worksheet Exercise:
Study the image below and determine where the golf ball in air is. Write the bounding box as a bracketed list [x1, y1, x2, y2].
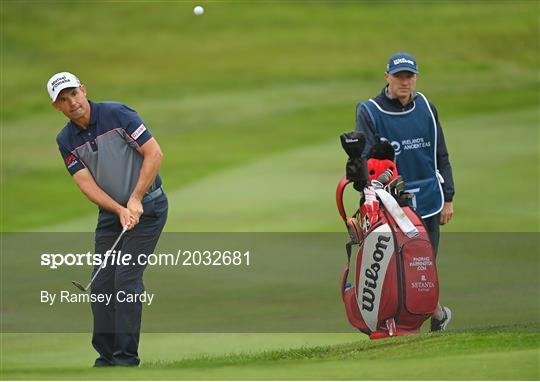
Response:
[194, 6, 204, 16]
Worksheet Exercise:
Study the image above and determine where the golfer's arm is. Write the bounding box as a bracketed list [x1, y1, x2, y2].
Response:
[72, 169, 124, 214]
[130, 138, 164, 201]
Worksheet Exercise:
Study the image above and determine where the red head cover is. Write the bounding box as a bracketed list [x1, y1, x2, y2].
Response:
[367, 158, 398, 184]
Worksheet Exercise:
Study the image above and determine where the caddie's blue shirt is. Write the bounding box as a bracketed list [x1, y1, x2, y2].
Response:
[56, 101, 162, 205]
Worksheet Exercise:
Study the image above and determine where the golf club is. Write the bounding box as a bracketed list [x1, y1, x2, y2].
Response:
[72, 225, 128, 292]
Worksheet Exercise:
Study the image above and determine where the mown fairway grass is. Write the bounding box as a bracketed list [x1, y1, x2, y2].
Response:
[1, 0, 539, 380]
[2, 327, 539, 380]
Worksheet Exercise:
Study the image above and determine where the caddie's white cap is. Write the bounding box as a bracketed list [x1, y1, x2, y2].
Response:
[46, 72, 81, 102]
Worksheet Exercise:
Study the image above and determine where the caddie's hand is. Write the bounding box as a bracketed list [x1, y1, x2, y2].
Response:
[117, 207, 138, 230]
[440, 202, 454, 225]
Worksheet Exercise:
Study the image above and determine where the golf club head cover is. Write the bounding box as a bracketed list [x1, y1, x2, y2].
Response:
[368, 139, 395, 162]
[346, 158, 369, 191]
[340, 131, 366, 158]
[367, 158, 398, 185]
[340, 131, 368, 191]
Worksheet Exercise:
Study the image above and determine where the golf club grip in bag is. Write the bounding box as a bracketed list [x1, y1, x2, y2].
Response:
[336, 177, 439, 339]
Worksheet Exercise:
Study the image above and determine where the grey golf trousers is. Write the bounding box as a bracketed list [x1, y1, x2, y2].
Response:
[91, 191, 168, 367]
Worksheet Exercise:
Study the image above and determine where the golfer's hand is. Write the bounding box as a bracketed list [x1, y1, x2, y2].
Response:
[127, 196, 144, 223]
[440, 202, 454, 225]
[117, 207, 138, 230]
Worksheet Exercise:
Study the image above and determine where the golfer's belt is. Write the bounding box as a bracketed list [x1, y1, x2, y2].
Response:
[143, 186, 163, 203]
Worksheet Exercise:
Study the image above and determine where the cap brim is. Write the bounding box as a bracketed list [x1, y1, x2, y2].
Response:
[387, 66, 418, 75]
[50, 84, 79, 102]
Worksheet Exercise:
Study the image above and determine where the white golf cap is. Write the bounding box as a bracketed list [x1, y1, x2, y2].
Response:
[46, 71, 81, 102]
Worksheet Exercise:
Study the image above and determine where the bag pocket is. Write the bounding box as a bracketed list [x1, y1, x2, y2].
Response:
[400, 239, 439, 315]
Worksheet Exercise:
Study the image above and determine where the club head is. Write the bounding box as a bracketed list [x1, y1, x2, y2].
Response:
[72, 280, 87, 292]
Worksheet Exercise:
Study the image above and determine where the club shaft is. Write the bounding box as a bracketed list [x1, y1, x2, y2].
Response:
[84, 226, 128, 291]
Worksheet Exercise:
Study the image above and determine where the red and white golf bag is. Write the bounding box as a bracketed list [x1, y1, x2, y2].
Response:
[336, 177, 439, 339]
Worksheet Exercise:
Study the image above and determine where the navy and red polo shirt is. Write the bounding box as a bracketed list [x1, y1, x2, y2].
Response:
[56, 101, 162, 204]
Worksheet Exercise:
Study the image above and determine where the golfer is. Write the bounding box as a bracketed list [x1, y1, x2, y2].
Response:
[355, 53, 455, 332]
[48, 72, 168, 366]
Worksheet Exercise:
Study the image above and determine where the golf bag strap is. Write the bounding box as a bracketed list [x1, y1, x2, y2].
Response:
[374, 188, 419, 238]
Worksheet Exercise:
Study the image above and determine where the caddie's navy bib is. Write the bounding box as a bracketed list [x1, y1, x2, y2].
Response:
[362, 92, 444, 218]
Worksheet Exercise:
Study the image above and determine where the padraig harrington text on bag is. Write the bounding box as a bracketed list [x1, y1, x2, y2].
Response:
[337, 131, 438, 339]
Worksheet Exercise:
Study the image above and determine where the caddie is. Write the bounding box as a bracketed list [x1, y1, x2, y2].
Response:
[48, 71, 168, 366]
[355, 53, 455, 332]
